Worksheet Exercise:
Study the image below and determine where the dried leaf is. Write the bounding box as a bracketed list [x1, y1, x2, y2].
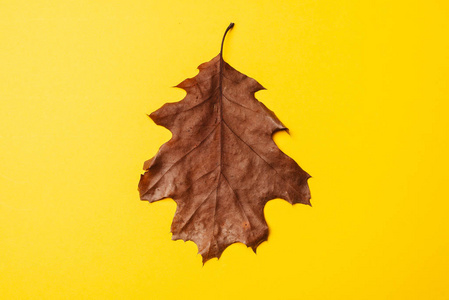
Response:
[139, 23, 311, 263]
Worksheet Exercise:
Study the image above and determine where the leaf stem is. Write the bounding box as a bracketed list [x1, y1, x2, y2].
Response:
[220, 22, 234, 58]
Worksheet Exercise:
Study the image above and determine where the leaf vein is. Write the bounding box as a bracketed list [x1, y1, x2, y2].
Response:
[177, 173, 220, 232]
[144, 123, 220, 194]
[222, 93, 263, 115]
[221, 173, 252, 231]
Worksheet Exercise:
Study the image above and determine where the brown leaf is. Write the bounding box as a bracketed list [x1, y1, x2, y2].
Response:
[138, 23, 311, 263]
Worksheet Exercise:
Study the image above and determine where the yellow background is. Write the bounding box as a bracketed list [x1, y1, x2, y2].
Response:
[1, 0, 448, 299]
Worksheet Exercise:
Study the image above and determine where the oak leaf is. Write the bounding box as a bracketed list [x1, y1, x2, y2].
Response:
[138, 23, 311, 263]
